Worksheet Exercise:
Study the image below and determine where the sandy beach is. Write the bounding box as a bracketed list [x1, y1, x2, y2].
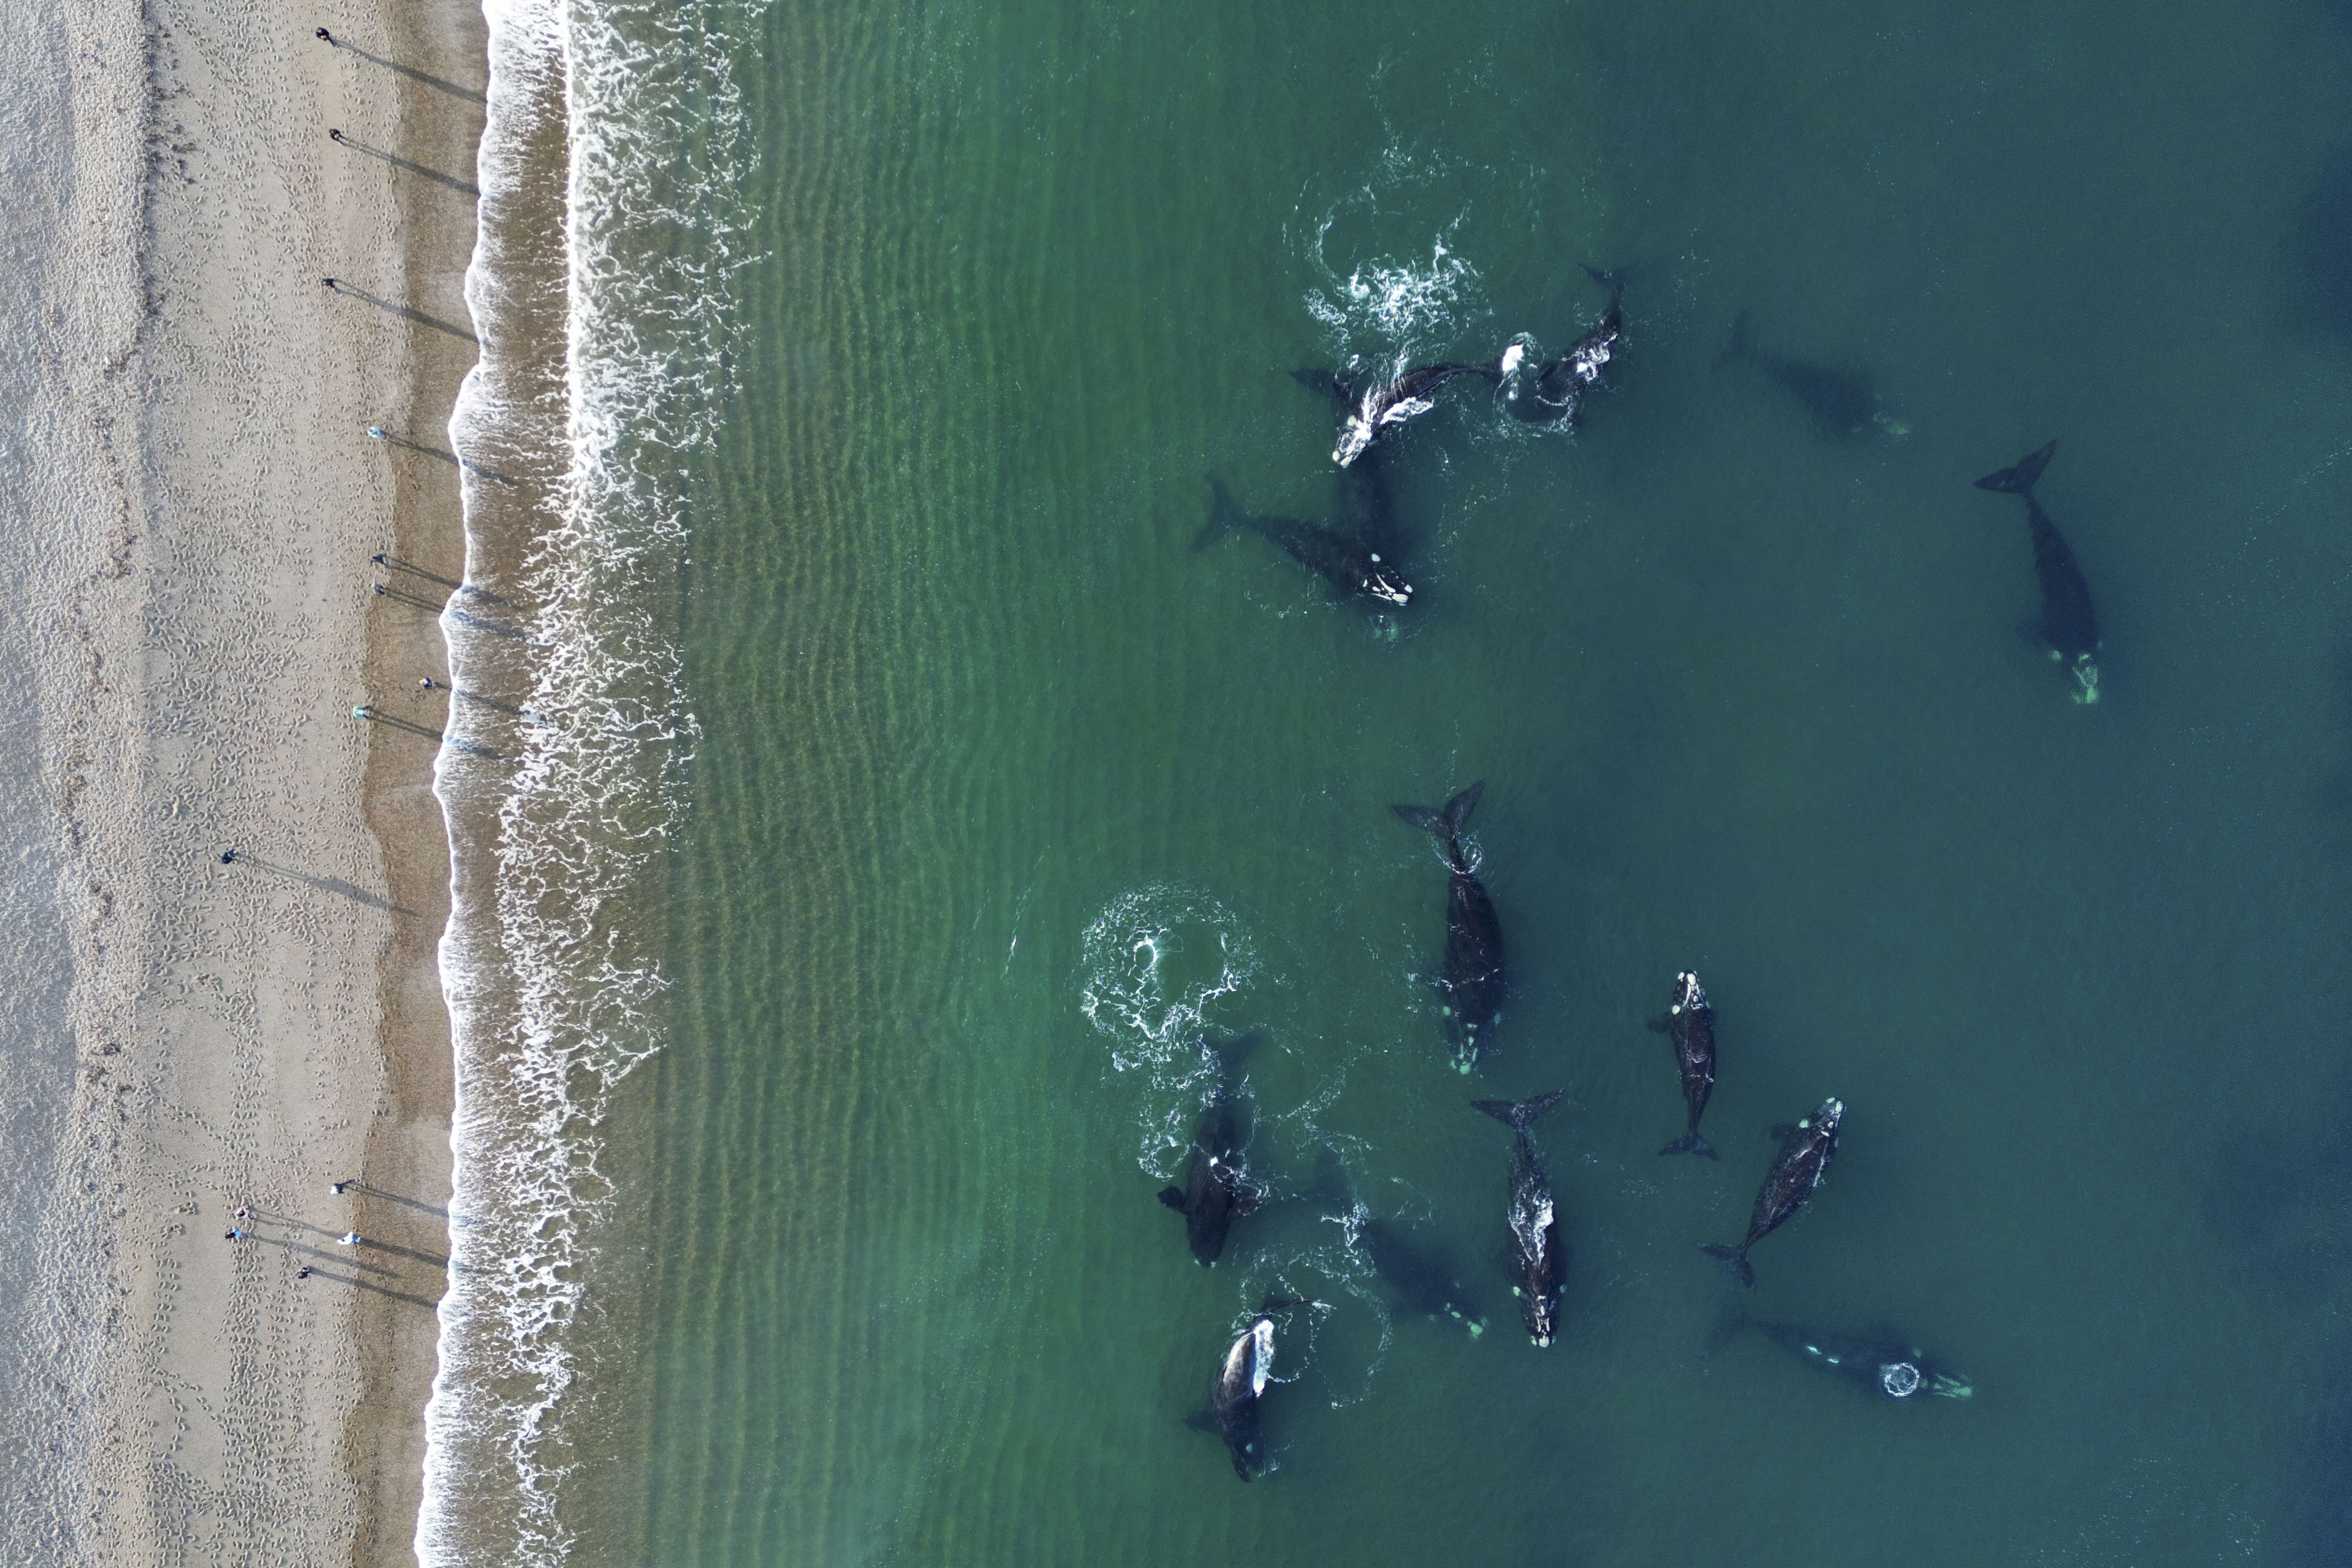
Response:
[13, 0, 485, 1559]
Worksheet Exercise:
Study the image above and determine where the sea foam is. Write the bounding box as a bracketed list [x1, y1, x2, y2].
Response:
[418, 0, 764, 1560]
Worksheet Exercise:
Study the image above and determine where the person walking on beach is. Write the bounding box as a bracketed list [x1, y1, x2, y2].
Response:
[224, 1228, 246, 1242]
[219, 847, 238, 865]
[315, 27, 333, 43]
[296, 1266, 312, 1280]
[328, 128, 346, 144]
[338, 1231, 361, 1246]
[329, 1180, 353, 1195]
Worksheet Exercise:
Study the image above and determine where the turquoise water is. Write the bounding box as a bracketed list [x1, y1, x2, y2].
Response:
[453, 0, 2352, 1559]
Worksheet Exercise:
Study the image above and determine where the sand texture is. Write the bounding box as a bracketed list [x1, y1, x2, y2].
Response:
[18, 0, 485, 1560]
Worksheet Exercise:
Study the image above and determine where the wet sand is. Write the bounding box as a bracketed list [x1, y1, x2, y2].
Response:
[31, 0, 483, 1560]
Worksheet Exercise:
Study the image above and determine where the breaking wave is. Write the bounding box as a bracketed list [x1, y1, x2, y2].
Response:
[417, 0, 764, 1560]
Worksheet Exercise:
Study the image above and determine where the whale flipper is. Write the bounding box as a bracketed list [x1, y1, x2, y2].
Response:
[1157, 1185, 1187, 1211]
[1471, 1089, 1565, 1130]
[1975, 440, 2057, 494]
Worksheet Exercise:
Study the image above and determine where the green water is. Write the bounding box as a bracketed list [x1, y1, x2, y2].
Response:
[581, 0, 2352, 1559]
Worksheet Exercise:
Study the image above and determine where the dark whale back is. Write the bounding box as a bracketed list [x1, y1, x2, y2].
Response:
[1393, 783, 1507, 1061]
[1973, 442, 2102, 666]
[1648, 971, 1718, 1158]
[1472, 1092, 1567, 1345]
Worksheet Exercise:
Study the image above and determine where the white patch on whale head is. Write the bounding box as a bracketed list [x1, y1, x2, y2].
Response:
[1248, 1318, 1275, 1396]
[1497, 341, 1527, 379]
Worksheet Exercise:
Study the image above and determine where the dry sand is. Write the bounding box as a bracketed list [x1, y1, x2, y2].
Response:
[25, 0, 486, 1560]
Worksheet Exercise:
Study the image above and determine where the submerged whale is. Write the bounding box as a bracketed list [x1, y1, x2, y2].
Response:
[1199, 1297, 1309, 1481]
[1309, 1148, 1486, 1335]
[1714, 312, 1908, 440]
[1503, 266, 1624, 427]
[1974, 440, 2102, 705]
[1719, 1302, 1973, 1401]
[1157, 1040, 1263, 1267]
[1647, 971, 1718, 1159]
[1390, 781, 1507, 1072]
[1702, 1097, 1843, 1287]
[1195, 475, 1412, 608]
[1471, 1091, 1568, 1346]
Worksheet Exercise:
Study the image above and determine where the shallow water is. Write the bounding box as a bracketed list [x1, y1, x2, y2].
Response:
[463, 0, 2352, 1559]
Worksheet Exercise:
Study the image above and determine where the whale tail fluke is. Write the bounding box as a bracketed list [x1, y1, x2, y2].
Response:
[1194, 475, 1247, 552]
[1472, 1089, 1565, 1130]
[1701, 1242, 1757, 1287]
[1711, 310, 1752, 372]
[1975, 440, 2057, 495]
[1660, 1132, 1718, 1159]
[1581, 263, 1626, 306]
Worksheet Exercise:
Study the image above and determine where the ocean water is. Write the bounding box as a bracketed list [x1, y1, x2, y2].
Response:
[431, 0, 2352, 1561]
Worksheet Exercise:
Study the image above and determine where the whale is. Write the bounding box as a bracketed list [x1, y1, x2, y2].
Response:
[1702, 1097, 1843, 1286]
[1157, 1038, 1264, 1267]
[1471, 1091, 1568, 1346]
[1718, 1302, 1972, 1401]
[1647, 971, 1718, 1158]
[1390, 781, 1507, 1072]
[1308, 1148, 1486, 1335]
[1714, 312, 1908, 440]
[1200, 1297, 1309, 1481]
[1330, 360, 1500, 468]
[1974, 440, 2102, 705]
[1195, 475, 1412, 608]
[1503, 266, 1624, 427]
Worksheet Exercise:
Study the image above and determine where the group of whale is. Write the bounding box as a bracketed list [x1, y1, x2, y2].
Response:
[1166, 777, 1971, 1483]
[1171, 278, 2021, 1481]
[1198, 273, 2111, 706]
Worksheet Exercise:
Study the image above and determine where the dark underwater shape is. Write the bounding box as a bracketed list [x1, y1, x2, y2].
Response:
[1713, 312, 1908, 440]
[1717, 1301, 1972, 1401]
[1502, 265, 1624, 427]
[1974, 440, 2103, 705]
[1307, 1146, 1486, 1335]
[1702, 1097, 1843, 1287]
[1647, 970, 1717, 1158]
[1156, 1062, 1262, 1267]
[1195, 475, 1411, 608]
[1390, 781, 1506, 1072]
[1471, 1091, 1567, 1347]
[1200, 1297, 1309, 1482]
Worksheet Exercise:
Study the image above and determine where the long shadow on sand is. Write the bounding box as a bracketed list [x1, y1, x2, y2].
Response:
[323, 37, 487, 104]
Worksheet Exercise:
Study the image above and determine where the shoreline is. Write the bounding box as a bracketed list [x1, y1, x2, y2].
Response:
[349, 0, 488, 1562]
[29, 0, 486, 1559]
